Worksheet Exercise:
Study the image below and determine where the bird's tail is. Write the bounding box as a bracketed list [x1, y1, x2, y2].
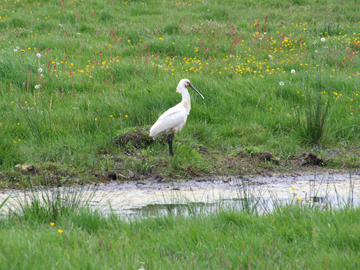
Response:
[149, 124, 159, 139]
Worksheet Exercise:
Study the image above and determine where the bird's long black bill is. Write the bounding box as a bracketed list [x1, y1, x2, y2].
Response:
[189, 83, 205, 99]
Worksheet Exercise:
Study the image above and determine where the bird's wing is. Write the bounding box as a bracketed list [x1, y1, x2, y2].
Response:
[157, 103, 184, 121]
[150, 106, 187, 138]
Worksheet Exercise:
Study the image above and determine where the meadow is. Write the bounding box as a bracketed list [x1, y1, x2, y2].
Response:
[1, 1, 360, 267]
[0, 0, 360, 187]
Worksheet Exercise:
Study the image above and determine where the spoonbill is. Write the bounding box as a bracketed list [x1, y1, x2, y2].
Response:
[150, 79, 205, 156]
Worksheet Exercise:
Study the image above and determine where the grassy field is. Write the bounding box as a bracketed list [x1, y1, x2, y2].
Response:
[0, 190, 359, 269]
[1, 0, 360, 187]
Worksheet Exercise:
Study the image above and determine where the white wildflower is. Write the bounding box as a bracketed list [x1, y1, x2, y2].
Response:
[279, 81, 284, 86]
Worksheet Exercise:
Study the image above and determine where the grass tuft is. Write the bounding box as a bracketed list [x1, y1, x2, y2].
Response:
[295, 76, 332, 145]
[9, 186, 98, 224]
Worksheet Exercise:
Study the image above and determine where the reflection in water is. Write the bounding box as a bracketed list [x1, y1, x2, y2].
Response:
[135, 195, 360, 217]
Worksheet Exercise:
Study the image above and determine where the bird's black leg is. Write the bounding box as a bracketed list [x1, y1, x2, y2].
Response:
[167, 133, 174, 157]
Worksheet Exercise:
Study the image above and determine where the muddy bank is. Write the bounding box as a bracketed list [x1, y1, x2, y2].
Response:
[4, 149, 359, 190]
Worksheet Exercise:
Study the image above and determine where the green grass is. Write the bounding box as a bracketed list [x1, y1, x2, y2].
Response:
[1, 0, 360, 186]
[0, 194, 359, 269]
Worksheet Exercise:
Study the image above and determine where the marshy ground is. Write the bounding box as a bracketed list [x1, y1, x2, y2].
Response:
[1, 0, 360, 268]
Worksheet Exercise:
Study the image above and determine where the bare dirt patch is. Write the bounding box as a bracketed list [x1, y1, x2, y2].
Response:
[258, 152, 280, 165]
[113, 129, 154, 149]
[301, 153, 324, 166]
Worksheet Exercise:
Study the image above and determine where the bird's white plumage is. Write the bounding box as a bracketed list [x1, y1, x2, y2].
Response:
[150, 79, 201, 140]
[149, 103, 188, 139]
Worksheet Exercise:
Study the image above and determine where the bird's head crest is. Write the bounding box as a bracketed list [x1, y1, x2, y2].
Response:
[176, 79, 190, 93]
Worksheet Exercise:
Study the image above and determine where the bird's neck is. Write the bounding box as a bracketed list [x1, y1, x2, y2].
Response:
[181, 89, 191, 114]
[181, 89, 191, 102]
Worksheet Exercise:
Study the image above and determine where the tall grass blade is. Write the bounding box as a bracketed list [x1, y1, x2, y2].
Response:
[0, 194, 11, 212]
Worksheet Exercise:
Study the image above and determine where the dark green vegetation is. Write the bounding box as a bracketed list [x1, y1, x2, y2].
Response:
[1, 0, 360, 187]
[0, 189, 359, 269]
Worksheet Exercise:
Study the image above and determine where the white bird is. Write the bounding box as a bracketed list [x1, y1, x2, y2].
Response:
[150, 78, 205, 156]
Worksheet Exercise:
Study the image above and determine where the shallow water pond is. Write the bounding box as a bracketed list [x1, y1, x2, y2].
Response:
[1, 172, 359, 216]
